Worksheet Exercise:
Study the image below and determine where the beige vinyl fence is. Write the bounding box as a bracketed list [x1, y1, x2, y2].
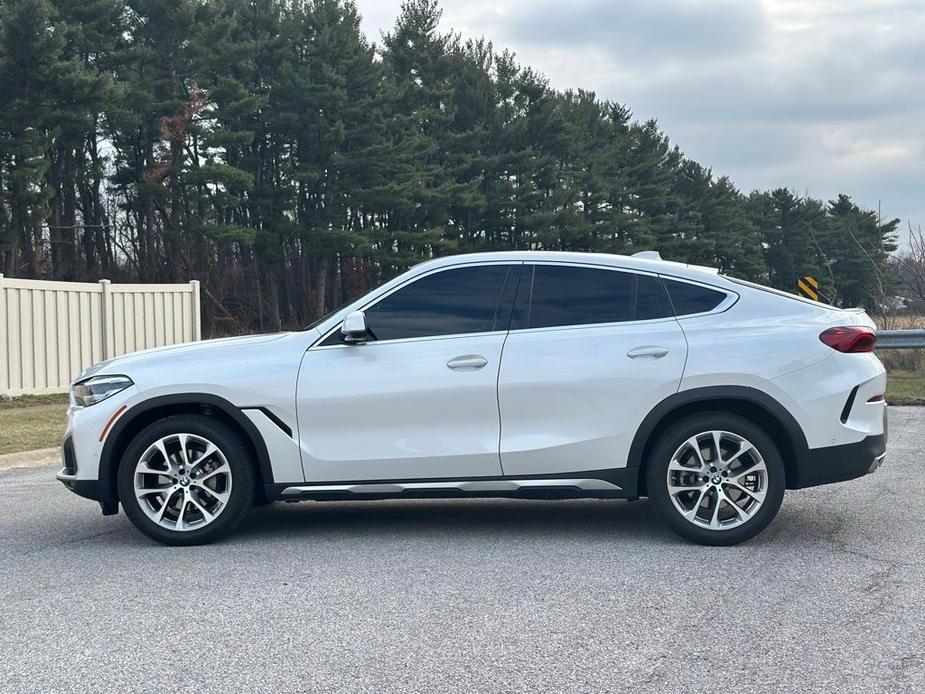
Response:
[0, 275, 201, 396]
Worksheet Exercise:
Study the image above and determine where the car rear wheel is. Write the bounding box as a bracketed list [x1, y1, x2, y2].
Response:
[117, 415, 255, 546]
[646, 412, 785, 546]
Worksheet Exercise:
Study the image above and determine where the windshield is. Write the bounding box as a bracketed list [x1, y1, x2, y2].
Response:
[303, 301, 351, 331]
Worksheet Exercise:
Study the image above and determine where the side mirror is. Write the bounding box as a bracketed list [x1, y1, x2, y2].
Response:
[341, 311, 369, 344]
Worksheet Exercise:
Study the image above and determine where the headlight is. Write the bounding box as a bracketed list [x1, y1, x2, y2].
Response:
[71, 375, 133, 408]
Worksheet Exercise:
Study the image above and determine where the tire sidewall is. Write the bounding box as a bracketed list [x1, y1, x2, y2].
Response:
[117, 414, 255, 546]
[646, 412, 786, 546]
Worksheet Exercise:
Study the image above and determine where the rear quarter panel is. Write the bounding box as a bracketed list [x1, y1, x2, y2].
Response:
[678, 286, 886, 448]
[678, 286, 842, 387]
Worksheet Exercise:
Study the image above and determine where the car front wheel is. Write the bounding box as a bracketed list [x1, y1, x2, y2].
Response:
[117, 414, 255, 545]
[646, 413, 786, 546]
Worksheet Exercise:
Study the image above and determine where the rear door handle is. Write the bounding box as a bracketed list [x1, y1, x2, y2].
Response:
[626, 345, 669, 359]
[447, 355, 488, 370]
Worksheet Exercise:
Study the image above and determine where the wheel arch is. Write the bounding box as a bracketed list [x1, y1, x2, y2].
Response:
[629, 386, 809, 495]
[100, 393, 275, 507]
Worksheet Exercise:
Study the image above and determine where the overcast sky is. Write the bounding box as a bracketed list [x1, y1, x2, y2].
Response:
[358, 0, 924, 246]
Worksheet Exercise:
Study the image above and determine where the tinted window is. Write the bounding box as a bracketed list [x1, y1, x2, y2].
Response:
[636, 274, 673, 320]
[522, 265, 635, 329]
[363, 265, 515, 341]
[663, 279, 726, 315]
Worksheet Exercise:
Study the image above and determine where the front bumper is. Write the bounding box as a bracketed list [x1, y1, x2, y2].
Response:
[56, 434, 119, 515]
[791, 432, 886, 489]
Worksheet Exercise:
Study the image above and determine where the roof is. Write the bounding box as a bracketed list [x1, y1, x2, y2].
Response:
[413, 250, 725, 285]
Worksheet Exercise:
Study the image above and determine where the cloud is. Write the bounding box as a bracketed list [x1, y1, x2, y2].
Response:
[505, 0, 769, 62]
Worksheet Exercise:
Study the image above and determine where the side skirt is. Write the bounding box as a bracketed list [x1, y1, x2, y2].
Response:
[265, 471, 639, 503]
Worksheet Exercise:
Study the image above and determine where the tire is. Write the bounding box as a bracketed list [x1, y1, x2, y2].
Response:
[646, 412, 785, 546]
[117, 414, 256, 546]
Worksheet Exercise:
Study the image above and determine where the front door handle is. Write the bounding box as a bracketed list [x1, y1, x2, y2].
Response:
[447, 354, 488, 370]
[626, 345, 669, 359]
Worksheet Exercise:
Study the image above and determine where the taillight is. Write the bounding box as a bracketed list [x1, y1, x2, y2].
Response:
[819, 326, 877, 353]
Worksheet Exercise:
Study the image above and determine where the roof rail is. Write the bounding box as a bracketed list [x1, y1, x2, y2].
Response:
[631, 250, 662, 260]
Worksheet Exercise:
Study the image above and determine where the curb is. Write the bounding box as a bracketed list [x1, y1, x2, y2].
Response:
[0, 447, 59, 471]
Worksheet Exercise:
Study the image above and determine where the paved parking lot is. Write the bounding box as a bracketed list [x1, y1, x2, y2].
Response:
[1, 408, 923, 693]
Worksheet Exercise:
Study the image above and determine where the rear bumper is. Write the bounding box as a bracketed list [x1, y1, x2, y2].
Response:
[791, 432, 886, 489]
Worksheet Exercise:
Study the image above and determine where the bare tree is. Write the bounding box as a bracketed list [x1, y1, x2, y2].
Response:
[895, 223, 925, 305]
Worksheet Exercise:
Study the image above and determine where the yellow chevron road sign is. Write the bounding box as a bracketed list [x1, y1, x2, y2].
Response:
[797, 275, 819, 301]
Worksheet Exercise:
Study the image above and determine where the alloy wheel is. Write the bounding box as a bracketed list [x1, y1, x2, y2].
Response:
[666, 430, 767, 530]
[133, 433, 233, 531]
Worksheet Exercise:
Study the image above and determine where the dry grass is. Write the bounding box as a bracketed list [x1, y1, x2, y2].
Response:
[0, 393, 69, 410]
[887, 371, 925, 406]
[874, 314, 925, 330]
[879, 347, 925, 374]
[0, 403, 68, 455]
[874, 315, 924, 382]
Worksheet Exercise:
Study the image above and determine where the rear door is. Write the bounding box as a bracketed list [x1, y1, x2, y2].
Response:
[498, 263, 688, 476]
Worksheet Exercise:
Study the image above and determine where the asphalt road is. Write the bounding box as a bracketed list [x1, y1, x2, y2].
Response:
[1, 408, 923, 693]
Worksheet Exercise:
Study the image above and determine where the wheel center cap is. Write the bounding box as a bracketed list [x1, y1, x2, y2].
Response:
[712, 474, 722, 485]
[179, 476, 190, 486]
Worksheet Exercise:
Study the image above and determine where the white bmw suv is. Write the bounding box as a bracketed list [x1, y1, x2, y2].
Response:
[58, 251, 887, 546]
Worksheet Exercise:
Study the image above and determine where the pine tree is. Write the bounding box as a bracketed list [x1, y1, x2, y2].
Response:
[46, 0, 122, 279]
[823, 194, 898, 307]
[273, 0, 386, 318]
[749, 189, 826, 295]
[380, 0, 462, 266]
[0, 0, 66, 276]
[0, 0, 903, 328]
[669, 162, 765, 277]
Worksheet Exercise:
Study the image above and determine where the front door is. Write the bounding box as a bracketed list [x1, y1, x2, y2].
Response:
[297, 263, 520, 482]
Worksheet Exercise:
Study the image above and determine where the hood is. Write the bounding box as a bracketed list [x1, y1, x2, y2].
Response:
[75, 332, 290, 382]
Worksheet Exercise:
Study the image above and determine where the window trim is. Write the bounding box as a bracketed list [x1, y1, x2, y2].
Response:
[511, 260, 720, 334]
[311, 260, 524, 349]
[657, 274, 739, 318]
[310, 258, 739, 348]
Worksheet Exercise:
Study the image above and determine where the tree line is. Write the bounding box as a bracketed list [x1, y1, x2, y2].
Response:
[0, 0, 899, 335]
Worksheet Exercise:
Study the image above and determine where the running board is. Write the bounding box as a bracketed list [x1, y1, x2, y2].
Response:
[280, 478, 622, 498]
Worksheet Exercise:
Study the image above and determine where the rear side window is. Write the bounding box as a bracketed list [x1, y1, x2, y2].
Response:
[636, 274, 673, 320]
[663, 279, 726, 315]
[362, 264, 516, 341]
[514, 265, 673, 329]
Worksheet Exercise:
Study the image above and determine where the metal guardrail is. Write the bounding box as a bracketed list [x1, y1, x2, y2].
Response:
[877, 329, 925, 349]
